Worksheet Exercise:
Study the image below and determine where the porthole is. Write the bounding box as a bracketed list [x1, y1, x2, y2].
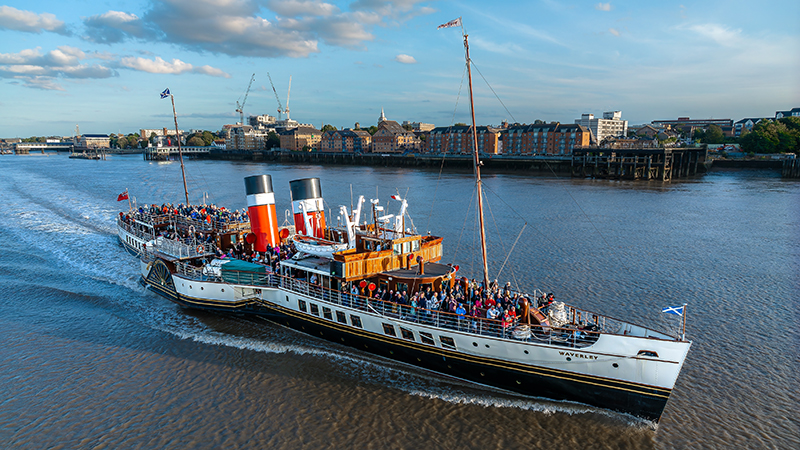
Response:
[472, 342, 478, 347]
[485, 344, 490, 348]
[566, 357, 572, 361]
[612, 363, 619, 368]
[524, 350, 529, 354]
[189, 285, 192, 289]
[221, 289, 225, 292]
[480, 372, 485, 377]
[516, 380, 521, 385]
[200, 287, 204, 290]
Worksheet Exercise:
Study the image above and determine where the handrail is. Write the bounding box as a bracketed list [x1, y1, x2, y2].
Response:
[161, 264, 617, 346]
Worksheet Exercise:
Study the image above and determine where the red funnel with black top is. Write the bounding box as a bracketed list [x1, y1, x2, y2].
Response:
[244, 175, 279, 252]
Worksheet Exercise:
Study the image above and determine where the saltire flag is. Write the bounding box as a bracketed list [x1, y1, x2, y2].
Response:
[117, 191, 129, 201]
[160, 88, 170, 99]
[437, 17, 462, 29]
[391, 195, 402, 201]
[662, 305, 684, 316]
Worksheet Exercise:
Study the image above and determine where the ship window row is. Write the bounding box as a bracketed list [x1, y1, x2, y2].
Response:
[299, 299, 457, 349]
[300, 299, 363, 329]
[382, 323, 457, 349]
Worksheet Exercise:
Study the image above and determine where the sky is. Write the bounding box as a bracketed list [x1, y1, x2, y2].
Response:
[1, 0, 798, 138]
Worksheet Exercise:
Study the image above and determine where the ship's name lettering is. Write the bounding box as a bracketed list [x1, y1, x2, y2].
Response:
[558, 351, 598, 360]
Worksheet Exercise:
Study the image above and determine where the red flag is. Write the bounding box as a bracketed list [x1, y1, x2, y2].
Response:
[117, 191, 129, 201]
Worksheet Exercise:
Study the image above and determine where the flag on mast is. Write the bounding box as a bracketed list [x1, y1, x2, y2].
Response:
[160, 88, 170, 99]
[437, 17, 462, 29]
[117, 190, 129, 201]
[661, 305, 685, 316]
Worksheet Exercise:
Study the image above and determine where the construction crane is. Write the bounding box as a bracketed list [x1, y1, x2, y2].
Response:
[285, 76, 292, 121]
[266, 72, 283, 120]
[235, 73, 255, 125]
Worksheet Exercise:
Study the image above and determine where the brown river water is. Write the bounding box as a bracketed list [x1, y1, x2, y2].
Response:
[0, 155, 797, 449]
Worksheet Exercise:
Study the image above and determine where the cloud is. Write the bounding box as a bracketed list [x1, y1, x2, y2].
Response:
[83, 11, 152, 43]
[395, 54, 416, 64]
[595, 3, 612, 12]
[77, 0, 434, 58]
[119, 56, 231, 77]
[0, 46, 117, 90]
[266, 0, 339, 17]
[685, 23, 741, 47]
[0, 6, 69, 35]
[609, 28, 620, 36]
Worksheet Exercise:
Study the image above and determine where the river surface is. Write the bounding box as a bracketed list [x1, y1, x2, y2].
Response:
[0, 154, 797, 449]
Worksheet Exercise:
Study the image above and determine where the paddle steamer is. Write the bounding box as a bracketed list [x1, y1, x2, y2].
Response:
[120, 21, 691, 422]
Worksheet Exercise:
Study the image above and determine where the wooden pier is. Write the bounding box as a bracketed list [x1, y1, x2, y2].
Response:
[143, 146, 210, 160]
[782, 158, 800, 178]
[571, 147, 708, 181]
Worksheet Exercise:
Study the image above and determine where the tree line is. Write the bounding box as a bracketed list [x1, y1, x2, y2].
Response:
[739, 117, 800, 154]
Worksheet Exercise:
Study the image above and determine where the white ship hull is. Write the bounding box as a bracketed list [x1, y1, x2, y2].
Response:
[139, 259, 690, 421]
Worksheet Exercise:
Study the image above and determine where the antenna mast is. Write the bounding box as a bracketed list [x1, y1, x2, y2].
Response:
[464, 31, 490, 291]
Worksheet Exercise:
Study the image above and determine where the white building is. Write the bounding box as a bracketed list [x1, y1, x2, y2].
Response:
[575, 111, 628, 145]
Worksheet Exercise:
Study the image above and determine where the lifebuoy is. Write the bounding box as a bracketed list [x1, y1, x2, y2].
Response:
[197, 245, 205, 253]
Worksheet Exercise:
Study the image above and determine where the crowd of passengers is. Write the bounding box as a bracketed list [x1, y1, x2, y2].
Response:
[335, 277, 599, 339]
[216, 242, 296, 273]
[122, 203, 250, 228]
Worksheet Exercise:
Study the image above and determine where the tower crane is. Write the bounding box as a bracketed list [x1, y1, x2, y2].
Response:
[285, 76, 292, 121]
[266, 72, 283, 120]
[235, 73, 255, 125]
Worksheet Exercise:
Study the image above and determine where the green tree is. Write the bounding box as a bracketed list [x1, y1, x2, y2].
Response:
[367, 125, 378, 135]
[454, 122, 468, 127]
[693, 128, 705, 141]
[187, 136, 205, 146]
[266, 131, 280, 149]
[126, 134, 139, 148]
[321, 124, 337, 132]
[201, 131, 215, 146]
[702, 125, 724, 144]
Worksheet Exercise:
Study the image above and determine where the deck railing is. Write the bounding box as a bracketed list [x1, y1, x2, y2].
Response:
[169, 265, 607, 347]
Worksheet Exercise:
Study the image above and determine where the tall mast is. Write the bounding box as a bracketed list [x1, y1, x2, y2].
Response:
[168, 92, 190, 206]
[464, 32, 490, 290]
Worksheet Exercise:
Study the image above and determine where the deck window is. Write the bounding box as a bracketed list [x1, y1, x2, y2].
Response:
[298, 299, 307, 312]
[323, 307, 332, 320]
[382, 323, 396, 337]
[419, 332, 435, 345]
[350, 315, 362, 328]
[400, 327, 415, 341]
[310, 303, 319, 316]
[336, 311, 347, 323]
[439, 336, 456, 349]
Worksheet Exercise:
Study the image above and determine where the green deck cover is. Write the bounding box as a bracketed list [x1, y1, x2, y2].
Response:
[220, 259, 268, 285]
